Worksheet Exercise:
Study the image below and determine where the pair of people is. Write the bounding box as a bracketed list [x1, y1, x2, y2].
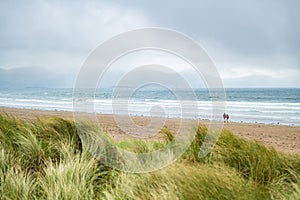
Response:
[223, 113, 230, 122]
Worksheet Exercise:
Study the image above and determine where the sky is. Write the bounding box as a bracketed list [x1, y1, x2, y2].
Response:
[0, 0, 299, 88]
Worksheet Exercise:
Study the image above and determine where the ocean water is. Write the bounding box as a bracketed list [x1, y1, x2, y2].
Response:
[0, 87, 299, 126]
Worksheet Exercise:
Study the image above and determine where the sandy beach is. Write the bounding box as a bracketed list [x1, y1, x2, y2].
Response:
[1, 107, 300, 154]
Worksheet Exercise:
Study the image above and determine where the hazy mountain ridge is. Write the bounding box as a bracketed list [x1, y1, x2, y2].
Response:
[0, 67, 74, 88]
[1, 66, 297, 89]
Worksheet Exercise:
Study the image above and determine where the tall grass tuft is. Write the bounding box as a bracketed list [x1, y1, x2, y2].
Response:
[1, 113, 300, 199]
[104, 163, 269, 199]
[0, 114, 116, 199]
[38, 150, 115, 200]
[179, 124, 300, 186]
[160, 127, 175, 142]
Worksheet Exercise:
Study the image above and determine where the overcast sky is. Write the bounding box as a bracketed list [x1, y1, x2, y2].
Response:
[0, 0, 299, 88]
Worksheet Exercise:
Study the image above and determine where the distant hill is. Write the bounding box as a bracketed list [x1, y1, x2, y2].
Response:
[0, 65, 207, 89]
[0, 67, 75, 88]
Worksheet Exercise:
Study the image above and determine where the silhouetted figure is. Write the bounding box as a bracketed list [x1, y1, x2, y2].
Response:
[223, 113, 226, 122]
[226, 114, 229, 123]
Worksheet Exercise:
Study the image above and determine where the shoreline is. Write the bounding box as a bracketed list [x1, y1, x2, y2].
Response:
[1, 105, 299, 127]
[1, 106, 300, 154]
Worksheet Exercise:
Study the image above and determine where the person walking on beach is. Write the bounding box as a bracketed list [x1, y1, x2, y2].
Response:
[226, 113, 229, 123]
[223, 113, 226, 122]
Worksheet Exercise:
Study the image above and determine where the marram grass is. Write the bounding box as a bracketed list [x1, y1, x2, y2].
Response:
[0, 114, 300, 199]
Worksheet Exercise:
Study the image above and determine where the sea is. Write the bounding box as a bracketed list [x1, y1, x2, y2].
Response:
[0, 87, 299, 126]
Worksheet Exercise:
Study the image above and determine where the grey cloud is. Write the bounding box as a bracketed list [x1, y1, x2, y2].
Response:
[120, 0, 300, 58]
[116, 0, 300, 87]
[0, 0, 149, 70]
[0, 0, 299, 87]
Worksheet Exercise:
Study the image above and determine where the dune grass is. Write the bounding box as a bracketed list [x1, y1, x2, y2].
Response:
[0, 114, 300, 199]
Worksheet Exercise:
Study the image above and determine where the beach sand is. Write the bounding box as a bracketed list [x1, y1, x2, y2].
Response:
[1, 107, 300, 154]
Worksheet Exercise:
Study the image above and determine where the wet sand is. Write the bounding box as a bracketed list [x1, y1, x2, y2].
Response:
[1, 107, 300, 154]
